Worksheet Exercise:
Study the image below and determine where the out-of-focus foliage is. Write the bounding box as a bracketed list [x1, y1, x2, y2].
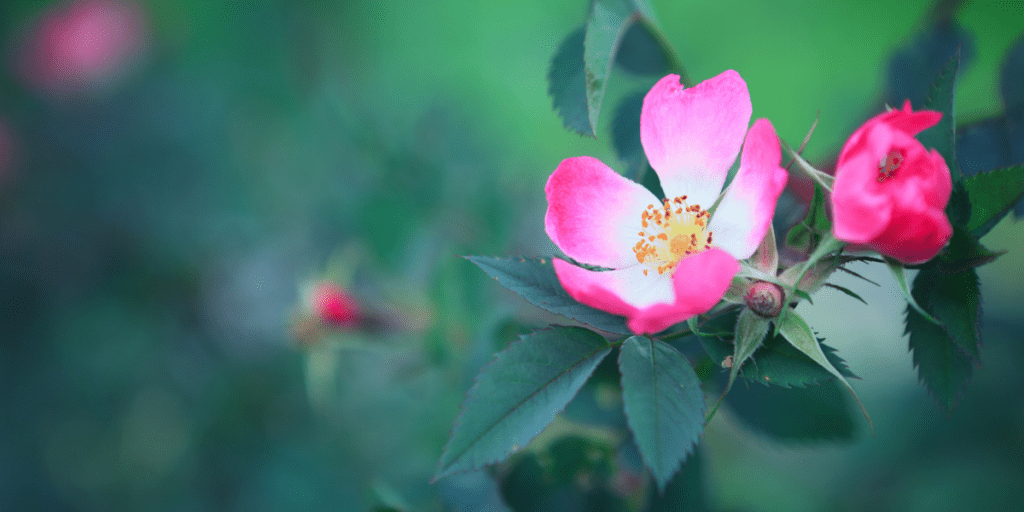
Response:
[1, 0, 1024, 511]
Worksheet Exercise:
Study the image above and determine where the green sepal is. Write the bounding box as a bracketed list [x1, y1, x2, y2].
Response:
[699, 314, 857, 389]
[884, 258, 942, 327]
[777, 311, 872, 433]
[726, 309, 771, 392]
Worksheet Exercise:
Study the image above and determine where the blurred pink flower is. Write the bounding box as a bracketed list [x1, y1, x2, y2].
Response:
[310, 282, 362, 328]
[16, 0, 148, 97]
[831, 101, 952, 264]
[546, 71, 788, 334]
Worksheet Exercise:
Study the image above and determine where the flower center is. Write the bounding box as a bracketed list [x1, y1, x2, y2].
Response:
[632, 195, 712, 276]
[877, 149, 904, 182]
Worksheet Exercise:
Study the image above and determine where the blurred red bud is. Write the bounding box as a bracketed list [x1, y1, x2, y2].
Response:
[16, 0, 148, 98]
[310, 282, 362, 327]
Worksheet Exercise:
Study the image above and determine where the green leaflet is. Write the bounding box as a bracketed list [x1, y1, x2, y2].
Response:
[964, 164, 1024, 237]
[434, 327, 612, 480]
[618, 336, 705, 492]
[549, 0, 685, 136]
[465, 256, 632, 335]
[548, 27, 591, 136]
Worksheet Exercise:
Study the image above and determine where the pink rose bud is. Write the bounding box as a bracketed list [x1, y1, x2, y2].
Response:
[745, 281, 784, 318]
[16, 0, 148, 97]
[831, 101, 953, 264]
[310, 282, 361, 327]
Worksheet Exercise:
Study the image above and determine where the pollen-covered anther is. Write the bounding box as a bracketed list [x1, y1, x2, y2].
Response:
[634, 194, 713, 276]
[877, 149, 904, 182]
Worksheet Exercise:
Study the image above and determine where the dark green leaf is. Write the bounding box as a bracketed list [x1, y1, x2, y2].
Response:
[905, 267, 977, 413]
[584, 0, 641, 135]
[964, 164, 1024, 237]
[465, 256, 631, 335]
[785, 183, 830, 254]
[1001, 34, 1024, 116]
[548, 27, 592, 136]
[611, 90, 647, 181]
[920, 49, 962, 182]
[646, 449, 709, 512]
[615, 21, 670, 75]
[434, 327, 613, 480]
[913, 266, 982, 359]
[937, 225, 1005, 274]
[618, 336, 705, 492]
[727, 380, 856, 442]
[700, 329, 856, 389]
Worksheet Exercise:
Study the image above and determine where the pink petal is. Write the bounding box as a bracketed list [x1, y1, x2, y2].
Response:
[869, 206, 952, 264]
[545, 156, 658, 268]
[553, 249, 739, 335]
[832, 125, 896, 242]
[707, 119, 788, 260]
[640, 71, 752, 209]
[552, 259, 676, 313]
[879, 100, 942, 137]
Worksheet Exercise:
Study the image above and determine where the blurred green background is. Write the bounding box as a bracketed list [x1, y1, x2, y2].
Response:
[1, 0, 1023, 511]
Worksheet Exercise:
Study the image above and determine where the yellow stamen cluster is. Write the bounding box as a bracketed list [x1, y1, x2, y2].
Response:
[632, 195, 712, 276]
[877, 150, 904, 182]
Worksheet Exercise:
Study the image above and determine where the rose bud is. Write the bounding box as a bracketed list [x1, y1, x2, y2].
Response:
[831, 101, 953, 264]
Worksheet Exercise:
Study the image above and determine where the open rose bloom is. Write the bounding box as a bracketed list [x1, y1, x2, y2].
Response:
[546, 71, 788, 334]
[831, 101, 952, 264]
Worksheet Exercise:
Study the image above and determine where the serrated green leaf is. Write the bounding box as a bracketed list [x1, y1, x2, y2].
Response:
[938, 225, 1005, 274]
[726, 380, 856, 442]
[913, 266, 982, 359]
[434, 327, 612, 480]
[699, 328, 857, 389]
[785, 183, 831, 254]
[584, 0, 641, 135]
[548, 27, 592, 136]
[611, 90, 647, 181]
[905, 266, 977, 413]
[920, 49, 962, 182]
[465, 256, 631, 335]
[777, 311, 872, 432]
[964, 164, 1024, 237]
[618, 336, 705, 492]
[884, 258, 942, 326]
[727, 309, 770, 391]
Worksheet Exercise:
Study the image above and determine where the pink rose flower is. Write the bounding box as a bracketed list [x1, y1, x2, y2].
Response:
[831, 101, 953, 264]
[310, 282, 362, 327]
[546, 71, 788, 335]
